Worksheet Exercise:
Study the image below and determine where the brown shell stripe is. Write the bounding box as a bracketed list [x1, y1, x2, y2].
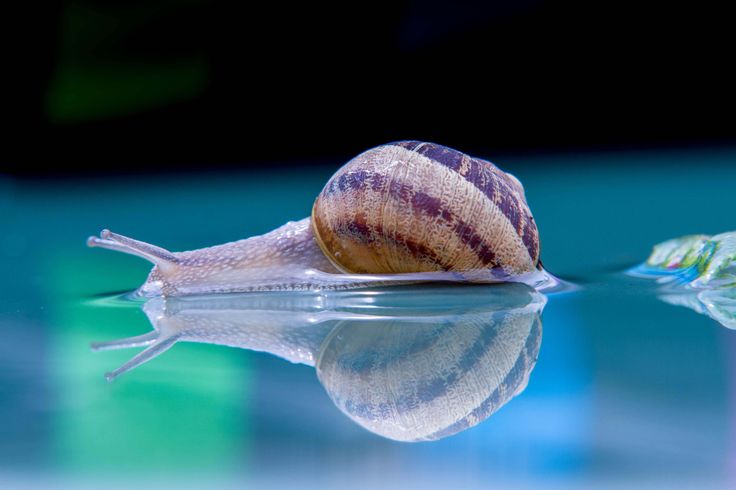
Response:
[332, 212, 452, 269]
[323, 170, 501, 268]
[391, 141, 539, 263]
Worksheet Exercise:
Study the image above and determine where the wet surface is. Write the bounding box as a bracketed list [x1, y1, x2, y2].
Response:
[94, 284, 546, 442]
[1, 147, 736, 488]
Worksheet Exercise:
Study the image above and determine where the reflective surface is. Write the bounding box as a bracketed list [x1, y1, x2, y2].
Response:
[95, 284, 545, 442]
[2, 148, 736, 488]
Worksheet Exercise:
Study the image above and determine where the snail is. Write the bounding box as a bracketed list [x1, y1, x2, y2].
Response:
[93, 283, 546, 441]
[88, 141, 544, 296]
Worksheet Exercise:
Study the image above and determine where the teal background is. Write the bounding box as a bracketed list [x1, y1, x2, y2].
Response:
[1, 147, 735, 488]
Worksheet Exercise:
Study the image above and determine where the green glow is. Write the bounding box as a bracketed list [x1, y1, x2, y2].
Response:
[46, 1, 208, 123]
[46, 61, 207, 123]
[46, 252, 251, 474]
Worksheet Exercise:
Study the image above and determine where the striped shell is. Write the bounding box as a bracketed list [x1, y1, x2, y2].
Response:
[311, 141, 540, 275]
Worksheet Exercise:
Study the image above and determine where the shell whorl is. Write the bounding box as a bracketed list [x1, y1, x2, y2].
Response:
[312, 141, 540, 275]
[316, 307, 542, 442]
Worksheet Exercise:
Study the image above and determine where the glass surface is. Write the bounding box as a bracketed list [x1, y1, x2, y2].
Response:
[2, 148, 736, 488]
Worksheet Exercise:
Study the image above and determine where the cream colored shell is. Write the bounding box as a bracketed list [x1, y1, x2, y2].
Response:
[312, 141, 539, 275]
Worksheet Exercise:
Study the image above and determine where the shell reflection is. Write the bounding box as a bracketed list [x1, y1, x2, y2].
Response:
[318, 307, 541, 441]
[94, 284, 546, 441]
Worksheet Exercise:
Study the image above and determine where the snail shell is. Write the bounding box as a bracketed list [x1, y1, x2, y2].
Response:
[93, 283, 544, 441]
[88, 141, 541, 296]
[313, 141, 539, 275]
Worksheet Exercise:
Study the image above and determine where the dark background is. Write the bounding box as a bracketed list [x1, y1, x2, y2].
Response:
[4, 0, 735, 176]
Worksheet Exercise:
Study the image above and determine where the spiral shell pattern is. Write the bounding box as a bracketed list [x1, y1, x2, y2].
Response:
[311, 141, 540, 274]
[316, 307, 542, 442]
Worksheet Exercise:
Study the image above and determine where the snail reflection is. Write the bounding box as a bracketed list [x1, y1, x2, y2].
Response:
[94, 284, 546, 442]
[632, 232, 736, 328]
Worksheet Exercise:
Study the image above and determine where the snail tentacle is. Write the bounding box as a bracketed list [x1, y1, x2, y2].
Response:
[102, 333, 180, 381]
[91, 330, 160, 351]
[88, 229, 179, 273]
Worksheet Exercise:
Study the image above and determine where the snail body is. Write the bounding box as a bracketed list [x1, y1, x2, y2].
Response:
[88, 141, 541, 296]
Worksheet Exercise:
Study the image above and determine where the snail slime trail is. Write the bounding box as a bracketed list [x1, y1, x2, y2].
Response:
[88, 141, 553, 296]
